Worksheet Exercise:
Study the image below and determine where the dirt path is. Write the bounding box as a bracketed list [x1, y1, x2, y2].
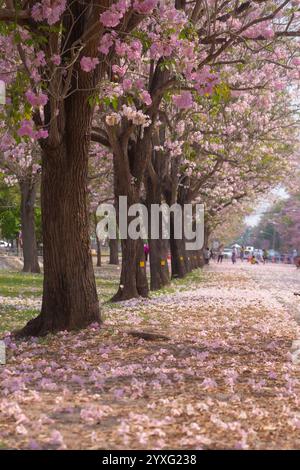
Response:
[1, 263, 300, 449]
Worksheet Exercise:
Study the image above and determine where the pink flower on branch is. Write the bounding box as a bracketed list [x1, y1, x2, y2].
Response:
[172, 91, 193, 109]
[133, 0, 158, 14]
[25, 90, 48, 107]
[31, 0, 67, 25]
[80, 56, 100, 73]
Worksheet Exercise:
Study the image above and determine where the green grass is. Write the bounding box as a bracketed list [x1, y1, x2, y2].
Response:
[0, 441, 8, 449]
[0, 271, 43, 297]
[0, 267, 204, 335]
[0, 307, 40, 334]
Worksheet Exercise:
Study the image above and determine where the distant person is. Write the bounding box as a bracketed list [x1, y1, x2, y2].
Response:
[262, 249, 268, 264]
[240, 246, 245, 262]
[217, 246, 224, 263]
[231, 247, 237, 264]
[144, 243, 149, 262]
[250, 254, 258, 265]
[204, 247, 210, 265]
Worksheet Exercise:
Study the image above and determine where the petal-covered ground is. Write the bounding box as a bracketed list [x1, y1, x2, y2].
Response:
[0, 262, 300, 449]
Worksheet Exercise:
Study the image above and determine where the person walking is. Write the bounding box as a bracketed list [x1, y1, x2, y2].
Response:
[204, 247, 210, 265]
[231, 247, 237, 264]
[240, 246, 245, 262]
[262, 249, 268, 264]
[217, 245, 224, 263]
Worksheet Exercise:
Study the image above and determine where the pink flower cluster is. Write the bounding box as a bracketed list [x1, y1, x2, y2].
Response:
[244, 22, 274, 40]
[190, 67, 219, 96]
[133, 0, 158, 14]
[80, 57, 100, 73]
[172, 91, 193, 110]
[98, 33, 116, 55]
[100, 0, 129, 28]
[25, 90, 48, 107]
[31, 0, 66, 25]
[17, 120, 48, 140]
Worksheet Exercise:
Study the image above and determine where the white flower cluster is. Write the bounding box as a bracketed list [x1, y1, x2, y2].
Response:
[105, 105, 152, 128]
[105, 113, 121, 126]
[166, 139, 183, 157]
[122, 105, 151, 127]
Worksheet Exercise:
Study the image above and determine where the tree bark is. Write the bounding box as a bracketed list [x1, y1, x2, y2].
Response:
[17, 93, 101, 337]
[110, 145, 149, 301]
[146, 172, 170, 290]
[19, 180, 40, 274]
[96, 235, 102, 268]
[111, 195, 149, 301]
[170, 235, 188, 278]
[149, 237, 170, 290]
[109, 238, 119, 265]
[112, 237, 148, 300]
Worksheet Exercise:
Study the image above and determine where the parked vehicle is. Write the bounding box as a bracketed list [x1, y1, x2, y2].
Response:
[0, 240, 8, 250]
[222, 248, 233, 259]
[244, 248, 253, 260]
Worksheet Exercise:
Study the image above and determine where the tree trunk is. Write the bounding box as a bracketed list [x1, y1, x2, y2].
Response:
[149, 237, 170, 290]
[109, 238, 119, 265]
[170, 236, 188, 279]
[146, 183, 170, 290]
[112, 237, 148, 300]
[197, 248, 205, 268]
[17, 94, 101, 337]
[136, 238, 149, 297]
[111, 148, 149, 301]
[145, 143, 170, 290]
[19, 180, 40, 274]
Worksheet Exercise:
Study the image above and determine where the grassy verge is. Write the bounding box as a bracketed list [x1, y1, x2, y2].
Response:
[0, 267, 204, 335]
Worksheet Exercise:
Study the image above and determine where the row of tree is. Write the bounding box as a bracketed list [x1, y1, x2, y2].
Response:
[0, 1, 300, 336]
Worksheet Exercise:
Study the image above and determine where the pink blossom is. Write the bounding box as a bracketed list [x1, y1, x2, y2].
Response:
[100, 10, 122, 28]
[172, 91, 193, 109]
[99, 33, 115, 55]
[133, 0, 158, 14]
[48, 430, 66, 449]
[31, 1, 66, 25]
[122, 79, 132, 91]
[17, 120, 36, 138]
[51, 54, 61, 66]
[36, 129, 49, 139]
[112, 65, 126, 77]
[140, 90, 152, 106]
[25, 90, 48, 107]
[80, 56, 99, 73]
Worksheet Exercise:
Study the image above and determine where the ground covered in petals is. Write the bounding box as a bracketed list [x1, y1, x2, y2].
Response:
[1, 263, 300, 449]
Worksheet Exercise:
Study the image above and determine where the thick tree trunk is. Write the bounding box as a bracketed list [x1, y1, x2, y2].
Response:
[17, 95, 101, 337]
[109, 238, 119, 265]
[19, 180, 40, 274]
[197, 249, 205, 268]
[149, 238, 170, 290]
[170, 236, 188, 278]
[146, 178, 170, 290]
[136, 238, 149, 297]
[145, 141, 171, 290]
[112, 237, 148, 300]
[111, 148, 149, 301]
